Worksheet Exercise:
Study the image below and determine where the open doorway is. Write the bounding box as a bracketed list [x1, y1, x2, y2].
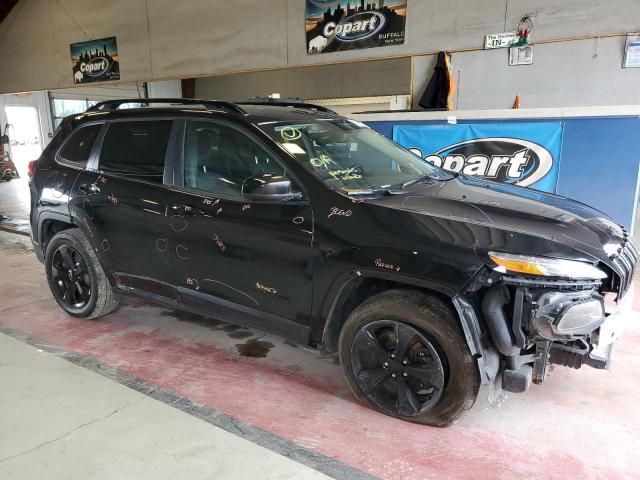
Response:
[4, 105, 43, 178]
[0, 105, 42, 231]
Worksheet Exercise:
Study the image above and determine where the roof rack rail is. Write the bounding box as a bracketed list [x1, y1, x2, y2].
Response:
[237, 97, 337, 114]
[86, 98, 247, 115]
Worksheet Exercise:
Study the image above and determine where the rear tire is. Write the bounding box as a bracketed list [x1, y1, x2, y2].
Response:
[339, 289, 480, 427]
[45, 228, 119, 319]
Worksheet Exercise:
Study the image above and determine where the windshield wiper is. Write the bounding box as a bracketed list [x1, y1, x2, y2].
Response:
[401, 173, 438, 189]
[345, 188, 396, 197]
[401, 171, 457, 189]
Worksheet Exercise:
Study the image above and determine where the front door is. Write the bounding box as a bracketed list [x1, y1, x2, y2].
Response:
[167, 119, 314, 342]
[70, 119, 177, 300]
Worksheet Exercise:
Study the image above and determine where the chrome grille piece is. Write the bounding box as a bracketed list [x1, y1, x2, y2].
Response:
[613, 238, 637, 298]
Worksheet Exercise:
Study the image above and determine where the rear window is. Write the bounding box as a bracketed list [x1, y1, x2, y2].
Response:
[58, 124, 102, 166]
[98, 120, 172, 183]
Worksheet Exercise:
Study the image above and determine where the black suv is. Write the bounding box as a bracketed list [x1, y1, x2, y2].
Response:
[29, 98, 637, 426]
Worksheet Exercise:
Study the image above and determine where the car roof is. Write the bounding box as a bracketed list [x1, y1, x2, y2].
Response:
[69, 99, 340, 127]
[237, 103, 340, 123]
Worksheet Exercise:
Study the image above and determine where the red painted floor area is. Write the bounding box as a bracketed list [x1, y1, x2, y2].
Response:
[1, 238, 639, 479]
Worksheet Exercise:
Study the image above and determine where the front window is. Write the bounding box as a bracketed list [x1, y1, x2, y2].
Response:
[257, 118, 452, 193]
[183, 121, 284, 199]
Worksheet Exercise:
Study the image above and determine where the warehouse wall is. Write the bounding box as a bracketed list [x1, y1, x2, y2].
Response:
[1, 0, 640, 109]
[194, 58, 411, 101]
[412, 36, 640, 109]
[49, 83, 141, 101]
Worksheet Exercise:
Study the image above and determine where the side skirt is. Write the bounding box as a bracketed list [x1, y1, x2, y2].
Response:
[112, 273, 311, 346]
[178, 287, 311, 345]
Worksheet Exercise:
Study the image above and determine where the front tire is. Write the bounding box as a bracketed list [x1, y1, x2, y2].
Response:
[339, 289, 480, 427]
[45, 228, 119, 319]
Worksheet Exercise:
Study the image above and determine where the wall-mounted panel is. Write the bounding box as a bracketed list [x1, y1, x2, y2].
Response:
[0, 0, 57, 93]
[49, 0, 153, 89]
[3, 0, 640, 98]
[285, 0, 508, 66]
[147, 0, 289, 79]
[195, 58, 412, 101]
[448, 36, 640, 110]
[505, 0, 640, 40]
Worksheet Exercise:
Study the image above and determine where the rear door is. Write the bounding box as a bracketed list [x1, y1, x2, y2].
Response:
[166, 119, 315, 342]
[70, 118, 179, 300]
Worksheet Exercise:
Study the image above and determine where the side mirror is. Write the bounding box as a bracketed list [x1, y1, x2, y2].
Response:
[242, 173, 303, 202]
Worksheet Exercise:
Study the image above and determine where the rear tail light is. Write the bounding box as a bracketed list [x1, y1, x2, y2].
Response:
[27, 160, 37, 178]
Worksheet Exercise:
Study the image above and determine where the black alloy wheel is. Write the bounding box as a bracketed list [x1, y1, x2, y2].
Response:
[50, 244, 92, 312]
[45, 229, 120, 319]
[350, 320, 446, 417]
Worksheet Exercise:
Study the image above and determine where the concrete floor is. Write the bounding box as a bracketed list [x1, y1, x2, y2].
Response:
[0, 332, 330, 480]
[0, 230, 639, 479]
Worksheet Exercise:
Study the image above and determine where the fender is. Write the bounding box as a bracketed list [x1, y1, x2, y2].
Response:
[318, 267, 458, 332]
[35, 210, 73, 244]
[319, 269, 499, 384]
[351, 267, 458, 297]
[33, 210, 74, 262]
[318, 267, 493, 385]
[37, 210, 117, 286]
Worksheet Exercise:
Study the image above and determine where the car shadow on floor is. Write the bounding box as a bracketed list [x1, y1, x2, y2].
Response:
[117, 296, 351, 399]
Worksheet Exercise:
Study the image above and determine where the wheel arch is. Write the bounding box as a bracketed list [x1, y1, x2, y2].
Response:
[320, 270, 456, 353]
[37, 213, 108, 279]
[319, 271, 496, 384]
[37, 211, 75, 252]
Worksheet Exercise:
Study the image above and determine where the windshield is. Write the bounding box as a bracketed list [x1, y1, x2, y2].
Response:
[256, 118, 452, 193]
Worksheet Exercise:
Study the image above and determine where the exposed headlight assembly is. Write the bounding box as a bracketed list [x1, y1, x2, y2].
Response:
[532, 291, 605, 339]
[488, 252, 608, 280]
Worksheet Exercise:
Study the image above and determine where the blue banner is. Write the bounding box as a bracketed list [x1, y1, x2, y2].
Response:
[393, 122, 564, 192]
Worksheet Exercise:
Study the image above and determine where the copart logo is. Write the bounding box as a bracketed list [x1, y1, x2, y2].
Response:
[409, 138, 553, 187]
[80, 56, 110, 78]
[323, 12, 386, 42]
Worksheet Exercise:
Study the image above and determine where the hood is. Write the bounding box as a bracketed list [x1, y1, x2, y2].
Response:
[370, 174, 628, 265]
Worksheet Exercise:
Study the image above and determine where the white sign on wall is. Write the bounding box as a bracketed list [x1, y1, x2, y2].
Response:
[485, 32, 520, 49]
[623, 33, 640, 68]
[509, 45, 534, 66]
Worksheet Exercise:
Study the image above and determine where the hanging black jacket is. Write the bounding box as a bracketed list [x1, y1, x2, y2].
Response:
[419, 51, 452, 110]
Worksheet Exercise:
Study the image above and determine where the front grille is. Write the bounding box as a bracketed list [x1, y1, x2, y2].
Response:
[613, 231, 638, 298]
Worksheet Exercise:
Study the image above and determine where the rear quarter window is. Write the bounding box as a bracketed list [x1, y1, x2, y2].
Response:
[57, 123, 102, 167]
[98, 120, 172, 184]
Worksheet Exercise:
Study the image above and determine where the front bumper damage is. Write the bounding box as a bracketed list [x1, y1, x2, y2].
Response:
[549, 284, 634, 371]
[465, 263, 635, 395]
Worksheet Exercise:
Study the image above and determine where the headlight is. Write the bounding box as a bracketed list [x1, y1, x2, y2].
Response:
[488, 252, 608, 280]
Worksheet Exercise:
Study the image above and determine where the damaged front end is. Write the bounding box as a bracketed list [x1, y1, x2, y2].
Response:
[464, 243, 637, 396]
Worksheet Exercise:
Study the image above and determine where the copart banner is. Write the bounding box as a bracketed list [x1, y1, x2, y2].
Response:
[393, 123, 564, 192]
[306, 0, 407, 55]
[70, 36, 120, 84]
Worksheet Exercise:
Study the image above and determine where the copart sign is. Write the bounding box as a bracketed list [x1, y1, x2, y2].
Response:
[306, 0, 407, 55]
[70, 36, 120, 84]
[393, 123, 563, 192]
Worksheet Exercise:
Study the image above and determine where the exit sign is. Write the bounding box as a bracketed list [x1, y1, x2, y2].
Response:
[485, 32, 520, 49]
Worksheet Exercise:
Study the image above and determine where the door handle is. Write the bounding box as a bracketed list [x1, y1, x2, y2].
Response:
[78, 183, 100, 195]
[171, 204, 197, 215]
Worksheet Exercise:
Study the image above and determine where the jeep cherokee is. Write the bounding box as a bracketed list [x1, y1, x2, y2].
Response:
[29, 98, 637, 426]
